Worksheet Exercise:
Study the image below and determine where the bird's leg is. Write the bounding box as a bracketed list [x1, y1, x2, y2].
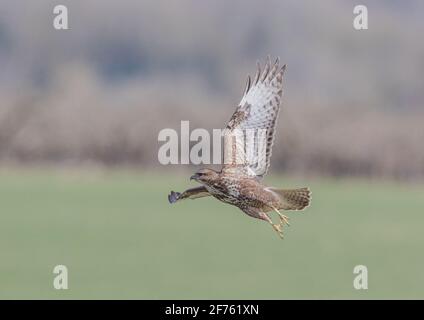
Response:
[271, 206, 290, 227]
[259, 212, 284, 239]
[271, 223, 284, 239]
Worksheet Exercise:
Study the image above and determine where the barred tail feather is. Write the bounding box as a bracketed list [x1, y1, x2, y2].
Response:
[270, 187, 311, 210]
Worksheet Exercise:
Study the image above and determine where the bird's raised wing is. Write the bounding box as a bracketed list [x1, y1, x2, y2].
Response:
[222, 56, 286, 178]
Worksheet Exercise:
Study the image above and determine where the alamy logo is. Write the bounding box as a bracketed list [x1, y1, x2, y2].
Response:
[158, 121, 268, 168]
[353, 265, 368, 290]
[53, 265, 69, 290]
[353, 5, 368, 30]
[53, 5, 69, 30]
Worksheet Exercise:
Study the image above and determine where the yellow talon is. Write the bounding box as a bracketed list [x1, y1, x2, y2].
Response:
[279, 214, 290, 226]
[271, 206, 290, 227]
[272, 223, 284, 239]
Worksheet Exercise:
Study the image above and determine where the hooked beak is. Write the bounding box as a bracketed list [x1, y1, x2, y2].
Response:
[190, 173, 199, 181]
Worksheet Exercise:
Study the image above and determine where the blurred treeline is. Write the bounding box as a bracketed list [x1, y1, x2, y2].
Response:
[0, 0, 423, 179]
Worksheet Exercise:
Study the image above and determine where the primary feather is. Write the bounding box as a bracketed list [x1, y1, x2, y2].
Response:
[223, 56, 286, 178]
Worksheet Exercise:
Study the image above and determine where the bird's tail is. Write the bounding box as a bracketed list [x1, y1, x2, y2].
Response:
[269, 187, 311, 210]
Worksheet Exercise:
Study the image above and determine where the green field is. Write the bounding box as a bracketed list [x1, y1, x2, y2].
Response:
[0, 169, 423, 299]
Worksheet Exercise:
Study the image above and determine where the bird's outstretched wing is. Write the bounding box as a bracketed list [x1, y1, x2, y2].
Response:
[168, 186, 210, 204]
[222, 56, 286, 178]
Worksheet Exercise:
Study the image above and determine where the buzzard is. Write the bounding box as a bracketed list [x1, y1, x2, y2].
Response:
[168, 56, 311, 238]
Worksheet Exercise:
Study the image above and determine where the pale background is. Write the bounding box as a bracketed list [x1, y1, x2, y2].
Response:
[0, 0, 423, 299]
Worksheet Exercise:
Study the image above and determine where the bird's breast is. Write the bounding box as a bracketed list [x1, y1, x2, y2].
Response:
[205, 181, 241, 205]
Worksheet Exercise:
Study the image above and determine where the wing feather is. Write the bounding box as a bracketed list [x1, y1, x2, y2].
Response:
[222, 57, 286, 178]
[168, 186, 210, 204]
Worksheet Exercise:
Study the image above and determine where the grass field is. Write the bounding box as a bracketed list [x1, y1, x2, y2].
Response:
[0, 168, 423, 299]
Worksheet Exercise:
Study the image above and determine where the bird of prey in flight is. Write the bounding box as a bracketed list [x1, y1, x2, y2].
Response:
[168, 56, 311, 238]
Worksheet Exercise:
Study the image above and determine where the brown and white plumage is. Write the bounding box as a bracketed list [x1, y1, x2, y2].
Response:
[168, 57, 311, 239]
[223, 56, 285, 178]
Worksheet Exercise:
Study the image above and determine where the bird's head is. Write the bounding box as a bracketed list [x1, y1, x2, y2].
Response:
[190, 168, 219, 185]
